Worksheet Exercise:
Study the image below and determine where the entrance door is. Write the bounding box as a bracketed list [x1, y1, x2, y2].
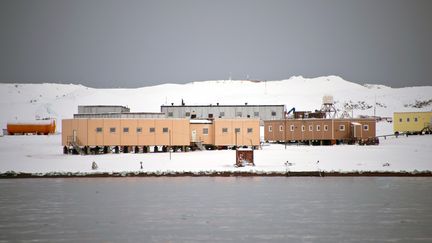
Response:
[73, 130, 77, 143]
[191, 130, 197, 142]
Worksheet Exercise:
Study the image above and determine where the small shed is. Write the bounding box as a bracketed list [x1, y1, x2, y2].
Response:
[235, 148, 254, 167]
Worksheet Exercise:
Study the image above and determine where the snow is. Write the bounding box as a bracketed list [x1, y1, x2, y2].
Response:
[0, 76, 431, 174]
[0, 122, 431, 174]
[189, 119, 213, 124]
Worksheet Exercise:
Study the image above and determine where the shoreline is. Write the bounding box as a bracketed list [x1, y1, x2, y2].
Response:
[1, 170, 432, 178]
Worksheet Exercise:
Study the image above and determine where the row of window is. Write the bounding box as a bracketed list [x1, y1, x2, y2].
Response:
[399, 117, 418, 123]
[96, 127, 165, 133]
[95, 127, 254, 134]
[167, 111, 278, 118]
[268, 124, 369, 132]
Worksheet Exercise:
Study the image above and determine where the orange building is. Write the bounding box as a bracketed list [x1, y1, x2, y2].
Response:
[62, 118, 260, 154]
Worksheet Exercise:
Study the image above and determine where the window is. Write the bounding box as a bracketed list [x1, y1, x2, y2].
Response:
[185, 112, 190, 117]
[222, 128, 228, 133]
[316, 125, 321, 131]
[168, 112, 173, 117]
[247, 128, 253, 133]
[271, 111, 277, 116]
[163, 127, 169, 133]
[136, 127, 142, 133]
[324, 125, 328, 131]
[399, 118, 402, 122]
[301, 125, 305, 132]
[290, 125, 294, 131]
[414, 117, 418, 122]
[309, 125, 313, 131]
[96, 127, 103, 133]
[220, 111, 225, 117]
[236, 112, 242, 117]
[407, 118, 410, 122]
[208, 114, 213, 118]
[254, 112, 259, 117]
[235, 128, 241, 133]
[203, 128, 208, 135]
[363, 125, 369, 131]
[279, 125, 284, 131]
[339, 125, 345, 131]
[268, 126, 272, 132]
[149, 127, 155, 133]
[123, 127, 129, 133]
[110, 127, 116, 133]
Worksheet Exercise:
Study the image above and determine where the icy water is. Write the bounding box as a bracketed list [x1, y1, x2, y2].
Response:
[0, 178, 431, 242]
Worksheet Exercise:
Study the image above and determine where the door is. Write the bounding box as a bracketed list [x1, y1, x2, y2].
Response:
[73, 130, 77, 143]
[191, 130, 197, 142]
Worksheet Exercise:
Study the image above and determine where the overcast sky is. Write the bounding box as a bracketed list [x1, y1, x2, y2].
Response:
[0, 0, 431, 88]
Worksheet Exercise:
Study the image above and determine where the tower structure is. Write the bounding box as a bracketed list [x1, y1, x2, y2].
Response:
[320, 95, 337, 118]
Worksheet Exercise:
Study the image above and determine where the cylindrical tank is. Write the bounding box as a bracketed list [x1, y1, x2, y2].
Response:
[322, 95, 334, 105]
[7, 120, 56, 135]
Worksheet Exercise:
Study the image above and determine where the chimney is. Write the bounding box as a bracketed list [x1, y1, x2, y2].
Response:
[217, 103, 219, 106]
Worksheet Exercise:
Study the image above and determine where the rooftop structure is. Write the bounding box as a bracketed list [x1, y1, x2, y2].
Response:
[78, 105, 130, 114]
[161, 103, 285, 123]
[75, 105, 164, 119]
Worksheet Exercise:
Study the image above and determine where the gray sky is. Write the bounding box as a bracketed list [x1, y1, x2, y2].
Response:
[1, 0, 431, 88]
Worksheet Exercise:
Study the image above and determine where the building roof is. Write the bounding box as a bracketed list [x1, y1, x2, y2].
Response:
[264, 118, 376, 122]
[161, 104, 285, 108]
[78, 105, 129, 108]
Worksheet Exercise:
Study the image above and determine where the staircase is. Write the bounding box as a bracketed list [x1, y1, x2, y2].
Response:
[67, 136, 85, 155]
[421, 123, 432, 134]
[195, 141, 206, 151]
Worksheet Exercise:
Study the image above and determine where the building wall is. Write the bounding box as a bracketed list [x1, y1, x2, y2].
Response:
[190, 123, 214, 145]
[62, 118, 191, 147]
[78, 105, 130, 114]
[264, 119, 376, 142]
[87, 119, 103, 146]
[74, 113, 165, 119]
[102, 119, 121, 146]
[393, 112, 432, 133]
[154, 119, 170, 145]
[62, 119, 89, 146]
[61, 119, 72, 145]
[120, 120, 138, 146]
[214, 119, 260, 146]
[161, 105, 285, 121]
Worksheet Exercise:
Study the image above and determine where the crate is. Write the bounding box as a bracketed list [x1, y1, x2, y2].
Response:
[236, 148, 254, 167]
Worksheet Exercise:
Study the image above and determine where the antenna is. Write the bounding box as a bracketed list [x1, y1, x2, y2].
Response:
[374, 95, 376, 117]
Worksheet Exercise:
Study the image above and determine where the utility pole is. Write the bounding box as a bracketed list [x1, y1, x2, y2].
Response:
[374, 95, 376, 118]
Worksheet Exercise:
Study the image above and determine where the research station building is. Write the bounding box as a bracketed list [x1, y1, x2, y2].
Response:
[393, 111, 432, 134]
[264, 118, 377, 145]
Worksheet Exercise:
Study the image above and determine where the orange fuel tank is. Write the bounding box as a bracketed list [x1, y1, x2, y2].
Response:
[7, 120, 56, 135]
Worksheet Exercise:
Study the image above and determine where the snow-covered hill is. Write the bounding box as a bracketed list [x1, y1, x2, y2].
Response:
[0, 76, 431, 131]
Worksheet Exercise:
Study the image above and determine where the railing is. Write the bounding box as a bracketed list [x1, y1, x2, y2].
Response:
[66, 136, 84, 155]
[194, 141, 205, 151]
